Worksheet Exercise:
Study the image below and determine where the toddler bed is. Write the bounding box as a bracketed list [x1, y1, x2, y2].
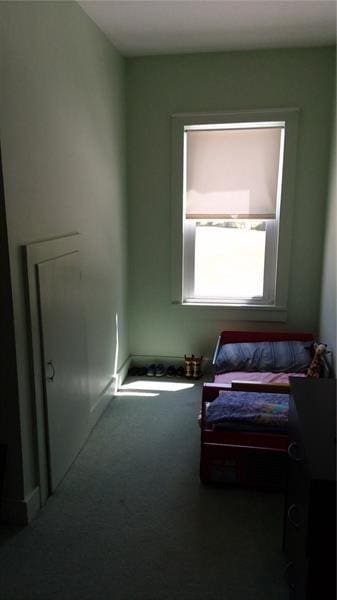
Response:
[200, 330, 315, 489]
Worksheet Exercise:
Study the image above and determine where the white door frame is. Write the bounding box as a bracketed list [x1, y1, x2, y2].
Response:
[24, 233, 81, 506]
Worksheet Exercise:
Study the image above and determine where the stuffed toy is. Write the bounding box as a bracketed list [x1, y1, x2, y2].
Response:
[306, 343, 327, 378]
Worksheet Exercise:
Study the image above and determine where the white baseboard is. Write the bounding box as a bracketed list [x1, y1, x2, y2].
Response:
[90, 375, 117, 417]
[90, 356, 132, 416]
[115, 355, 131, 388]
[1, 486, 40, 525]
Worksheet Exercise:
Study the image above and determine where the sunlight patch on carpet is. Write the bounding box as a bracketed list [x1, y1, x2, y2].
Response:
[115, 390, 160, 397]
[120, 380, 195, 392]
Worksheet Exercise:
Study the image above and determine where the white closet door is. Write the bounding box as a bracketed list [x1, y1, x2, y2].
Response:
[37, 251, 90, 491]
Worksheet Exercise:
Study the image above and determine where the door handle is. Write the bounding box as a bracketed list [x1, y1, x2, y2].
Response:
[47, 360, 55, 382]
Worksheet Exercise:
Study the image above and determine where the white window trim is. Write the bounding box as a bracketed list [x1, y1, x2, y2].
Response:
[171, 108, 299, 321]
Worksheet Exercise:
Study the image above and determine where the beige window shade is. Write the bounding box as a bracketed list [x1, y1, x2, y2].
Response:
[185, 127, 283, 219]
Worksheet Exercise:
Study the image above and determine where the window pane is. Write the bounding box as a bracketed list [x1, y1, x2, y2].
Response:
[194, 221, 266, 298]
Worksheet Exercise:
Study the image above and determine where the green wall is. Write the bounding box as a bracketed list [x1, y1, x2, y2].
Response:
[0, 1, 128, 515]
[126, 47, 335, 359]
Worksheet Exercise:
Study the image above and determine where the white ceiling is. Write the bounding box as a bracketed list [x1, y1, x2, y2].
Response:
[79, 0, 336, 57]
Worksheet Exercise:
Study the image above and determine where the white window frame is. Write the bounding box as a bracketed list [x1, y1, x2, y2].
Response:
[171, 108, 299, 321]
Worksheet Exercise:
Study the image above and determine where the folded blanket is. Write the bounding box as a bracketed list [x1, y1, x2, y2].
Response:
[206, 390, 289, 433]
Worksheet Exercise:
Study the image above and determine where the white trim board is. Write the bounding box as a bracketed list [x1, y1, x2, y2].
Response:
[171, 107, 299, 317]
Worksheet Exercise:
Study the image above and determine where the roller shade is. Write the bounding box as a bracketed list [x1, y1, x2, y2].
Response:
[185, 126, 283, 219]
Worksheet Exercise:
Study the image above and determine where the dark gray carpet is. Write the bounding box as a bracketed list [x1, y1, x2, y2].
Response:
[0, 378, 288, 600]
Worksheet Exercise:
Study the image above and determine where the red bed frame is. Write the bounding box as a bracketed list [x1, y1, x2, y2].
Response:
[200, 330, 314, 489]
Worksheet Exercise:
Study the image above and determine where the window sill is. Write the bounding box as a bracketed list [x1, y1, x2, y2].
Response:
[171, 301, 287, 322]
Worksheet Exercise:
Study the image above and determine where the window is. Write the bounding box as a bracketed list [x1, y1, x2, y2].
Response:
[183, 122, 284, 305]
[171, 109, 299, 318]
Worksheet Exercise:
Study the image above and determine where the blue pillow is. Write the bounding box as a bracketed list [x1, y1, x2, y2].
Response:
[214, 340, 312, 374]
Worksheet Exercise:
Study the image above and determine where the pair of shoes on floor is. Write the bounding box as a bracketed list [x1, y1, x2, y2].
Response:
[147, 364, 166, 377]
[166, 365, 185, 377]
[128, 366, 148, 377]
